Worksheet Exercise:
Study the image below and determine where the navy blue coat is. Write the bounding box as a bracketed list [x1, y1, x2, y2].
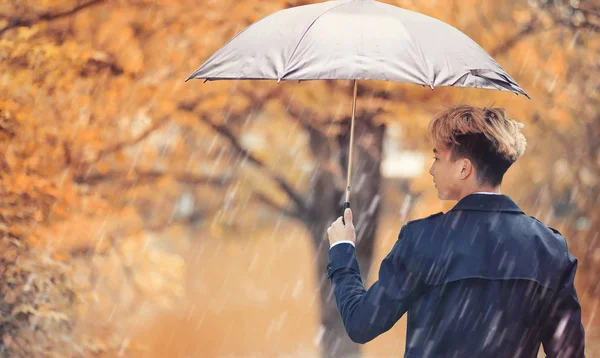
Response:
[327, 194, 585, 357]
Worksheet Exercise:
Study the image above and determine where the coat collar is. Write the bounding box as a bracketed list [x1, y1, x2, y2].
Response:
[450, 193, 524, 213]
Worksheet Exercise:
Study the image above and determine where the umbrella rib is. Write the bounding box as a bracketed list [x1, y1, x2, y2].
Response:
[280, 0, 355, 80]
[396, 20, 430, 86]
[372, 1, 430, 84]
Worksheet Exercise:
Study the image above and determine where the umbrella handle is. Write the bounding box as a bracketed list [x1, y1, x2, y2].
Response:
[342, 201, 350, 226]
[342, 80, 357, 227]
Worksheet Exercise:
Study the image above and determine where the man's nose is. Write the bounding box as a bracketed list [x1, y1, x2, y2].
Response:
[429, 165, 434, 176]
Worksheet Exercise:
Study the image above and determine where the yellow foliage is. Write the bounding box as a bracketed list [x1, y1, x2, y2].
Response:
[0, 0, 597, 355]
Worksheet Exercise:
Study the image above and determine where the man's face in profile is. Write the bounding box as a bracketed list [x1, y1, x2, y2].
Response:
[429, 147, 463, 200]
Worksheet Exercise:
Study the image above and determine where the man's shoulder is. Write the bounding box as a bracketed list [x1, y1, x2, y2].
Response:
[396, 212, 446, 271]
[405, 211, 445, 228]
[526, 215, 570, 256]
[406, 211, 444, 226]
[527, 215, 564, 237]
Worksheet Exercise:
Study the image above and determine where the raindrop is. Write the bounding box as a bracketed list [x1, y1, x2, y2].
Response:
[554, 316, 569, 340]
[547, 75, 558, 93]
[292, 279, 304, 300]
[314, 325, 326, 346]
[367, 195, 380, 215]
[243, 111, 253, 129]
[118, 338, 130, 357]
[399, 194, 412, 221]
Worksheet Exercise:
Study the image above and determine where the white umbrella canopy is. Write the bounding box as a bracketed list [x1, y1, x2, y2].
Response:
[186, 0, 529, 220]
[186, 0, 527, 96]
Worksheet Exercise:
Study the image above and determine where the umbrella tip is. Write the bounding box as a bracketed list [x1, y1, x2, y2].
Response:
[184, 76, 210, 83]
[516, 90, 531, 100]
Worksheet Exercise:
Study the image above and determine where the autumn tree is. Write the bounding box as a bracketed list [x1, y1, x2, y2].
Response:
[0, 0, 598, 357]
[493, 0, 600, 305]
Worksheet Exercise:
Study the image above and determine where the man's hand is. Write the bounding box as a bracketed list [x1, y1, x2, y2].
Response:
[327, 208, 356, 247]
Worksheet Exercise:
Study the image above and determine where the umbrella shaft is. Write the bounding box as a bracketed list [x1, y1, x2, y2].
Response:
[346, 80, 358, 203]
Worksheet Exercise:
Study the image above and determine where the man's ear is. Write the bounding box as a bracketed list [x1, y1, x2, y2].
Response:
[459, 158, 473, 180]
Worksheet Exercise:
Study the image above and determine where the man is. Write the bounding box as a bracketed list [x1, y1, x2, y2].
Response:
[326, 105, 585, 357]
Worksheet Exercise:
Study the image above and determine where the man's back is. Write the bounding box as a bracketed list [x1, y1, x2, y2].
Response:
[403, 194, 585, 357]
[327, 106, 586, 357]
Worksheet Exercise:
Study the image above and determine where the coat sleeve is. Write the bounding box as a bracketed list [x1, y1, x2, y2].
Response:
[326, 225, 423, 344]
[541, 253, 585, 357]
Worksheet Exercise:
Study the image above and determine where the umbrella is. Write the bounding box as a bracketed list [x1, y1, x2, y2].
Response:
[185, 0, 529, 222]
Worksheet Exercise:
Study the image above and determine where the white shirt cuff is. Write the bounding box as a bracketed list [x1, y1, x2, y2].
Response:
[330, 240, 356, 249]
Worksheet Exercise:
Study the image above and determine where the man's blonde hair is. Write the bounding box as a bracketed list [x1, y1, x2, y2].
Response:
[428, 105, 527, 185]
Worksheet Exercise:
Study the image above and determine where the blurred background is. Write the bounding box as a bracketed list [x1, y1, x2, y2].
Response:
[0, 0, 598, 357]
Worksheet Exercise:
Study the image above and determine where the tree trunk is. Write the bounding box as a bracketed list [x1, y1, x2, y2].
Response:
[304, 114, 385, 358]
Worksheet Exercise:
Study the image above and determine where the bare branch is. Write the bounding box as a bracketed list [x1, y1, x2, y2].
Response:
[253, 192, 301, 219]
[282, 99, 338, 162]
[177, 93, 221, 112]
[283, 99, 326, 134]
[198, 113, 307, 215]
[489, 6, 600, 58]
[62, 141, 72, 167]
[490, 17, 542, 56]
[323, 80, 409, 102]
[237, 86, 280, 106]
[85, 116, 170, 166]
[0, 0, 106, 37]
[146, 208, 213, 232]
[531, 113, 571, 150]
[73, 169, 231, 186]
[476, 6, 499, 38]
[112, 238, 144, 298]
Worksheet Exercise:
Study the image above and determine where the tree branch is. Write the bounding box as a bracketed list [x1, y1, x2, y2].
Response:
[282, 99, 337, 162]
[146, 208, 213, 232]
[73, 169, 231, 186]
[0, 0, 106, 37]
[237, 86, 280, 108]
[323, 80, 409, 102]
[198, 113, 307, 216]
[490, 7, 600, 57]
[283, 99, 326, 134]
[490, 17, 542, 56]
[253, 192, 301, 219]
[84, 116, 170, 166]
[476, 6, 499, 39]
